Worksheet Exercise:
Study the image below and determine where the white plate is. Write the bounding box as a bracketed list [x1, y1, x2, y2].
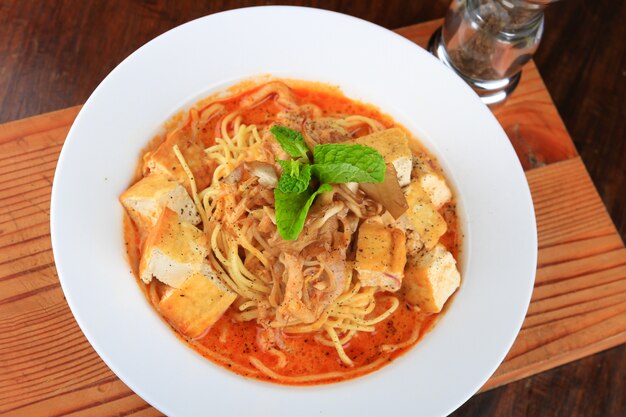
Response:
[51, 6, 536, 417]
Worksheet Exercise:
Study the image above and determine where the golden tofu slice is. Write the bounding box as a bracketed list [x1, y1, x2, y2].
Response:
[159, 267, 236, 339]
[396, 182, 447, 250]
[143, 127, 215, 194]
[355, 219, 407, 292]
[120, 174, 201, 237]
[352, 128, 412, 187]
[418, 173, 452, 210]
[139, 208, 208, 287]
[412, 154, 452, 209]
[403, 244, 460, 313]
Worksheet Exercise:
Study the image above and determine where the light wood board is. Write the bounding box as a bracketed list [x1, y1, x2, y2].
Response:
[1, 20, 624, 416]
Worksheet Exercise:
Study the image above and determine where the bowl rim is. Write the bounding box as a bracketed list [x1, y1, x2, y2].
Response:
[51, 6, 537, 417]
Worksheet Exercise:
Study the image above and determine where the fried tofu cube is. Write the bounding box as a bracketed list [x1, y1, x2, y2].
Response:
[143, 127, 215, 194]
[416, 173, 452, 209]
[396, 182, 447, 250]
[352, 128, 412, 187]
[403, 244, 460, 313]
[139, 208, 208, 287]
[120, 174, 201, 236]
[355, 219, 407, 292]
[159, 267, 236, 338]
[411, 155, 452, 209]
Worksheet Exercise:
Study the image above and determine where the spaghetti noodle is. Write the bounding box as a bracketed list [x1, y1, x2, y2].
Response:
[122, 79, 461, 385]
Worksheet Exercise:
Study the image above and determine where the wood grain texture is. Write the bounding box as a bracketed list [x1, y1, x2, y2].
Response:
[1, 109, 623, 415]
[535, 0, 626, 242]
[0, 108, 155, 416]
[0, 0, 622, 240]
[397, 23, 577, 170]
[484, 158, 626, 390]
[0, 5, 626, 416]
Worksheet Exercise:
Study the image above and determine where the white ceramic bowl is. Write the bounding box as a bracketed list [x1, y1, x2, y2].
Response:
[51, 6, 536, 417]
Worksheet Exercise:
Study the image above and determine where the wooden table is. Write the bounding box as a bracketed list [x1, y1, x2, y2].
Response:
[1, 2, 625, 416]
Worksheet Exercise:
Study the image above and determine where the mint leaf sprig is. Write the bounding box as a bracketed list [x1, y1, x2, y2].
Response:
[270, 125, 310, 162]
[312, 143, 386, 184]
[276, 159, 311, 193]
[269, 125, 385, 240]
[275, 184, 333, 240]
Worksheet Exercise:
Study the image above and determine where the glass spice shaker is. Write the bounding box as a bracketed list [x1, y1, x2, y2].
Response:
[429, 0, 558, 106]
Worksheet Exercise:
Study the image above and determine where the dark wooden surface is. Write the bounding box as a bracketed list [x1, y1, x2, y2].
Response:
[0, 1, 624, 416]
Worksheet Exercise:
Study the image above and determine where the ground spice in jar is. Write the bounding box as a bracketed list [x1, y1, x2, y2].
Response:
[443, 0, 545, 81]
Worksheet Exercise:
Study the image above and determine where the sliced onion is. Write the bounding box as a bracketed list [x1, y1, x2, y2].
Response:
[360, 164, 408, 219]
[245, 161, 277, 188]
[223, 164, 243, 184]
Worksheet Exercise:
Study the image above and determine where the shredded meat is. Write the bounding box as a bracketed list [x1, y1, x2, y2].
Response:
[276, 253, 317, 324]
[272, 204, 357, 326]
[240, 81, 299, 111]
[303, 118, 351, 144]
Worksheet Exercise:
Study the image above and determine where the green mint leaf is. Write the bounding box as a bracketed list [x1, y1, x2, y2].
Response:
[312, 144, 385, 184]
[276, 159, 312, 193]
[275, 184, 333, 240]
[270, 125, 310, 161]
